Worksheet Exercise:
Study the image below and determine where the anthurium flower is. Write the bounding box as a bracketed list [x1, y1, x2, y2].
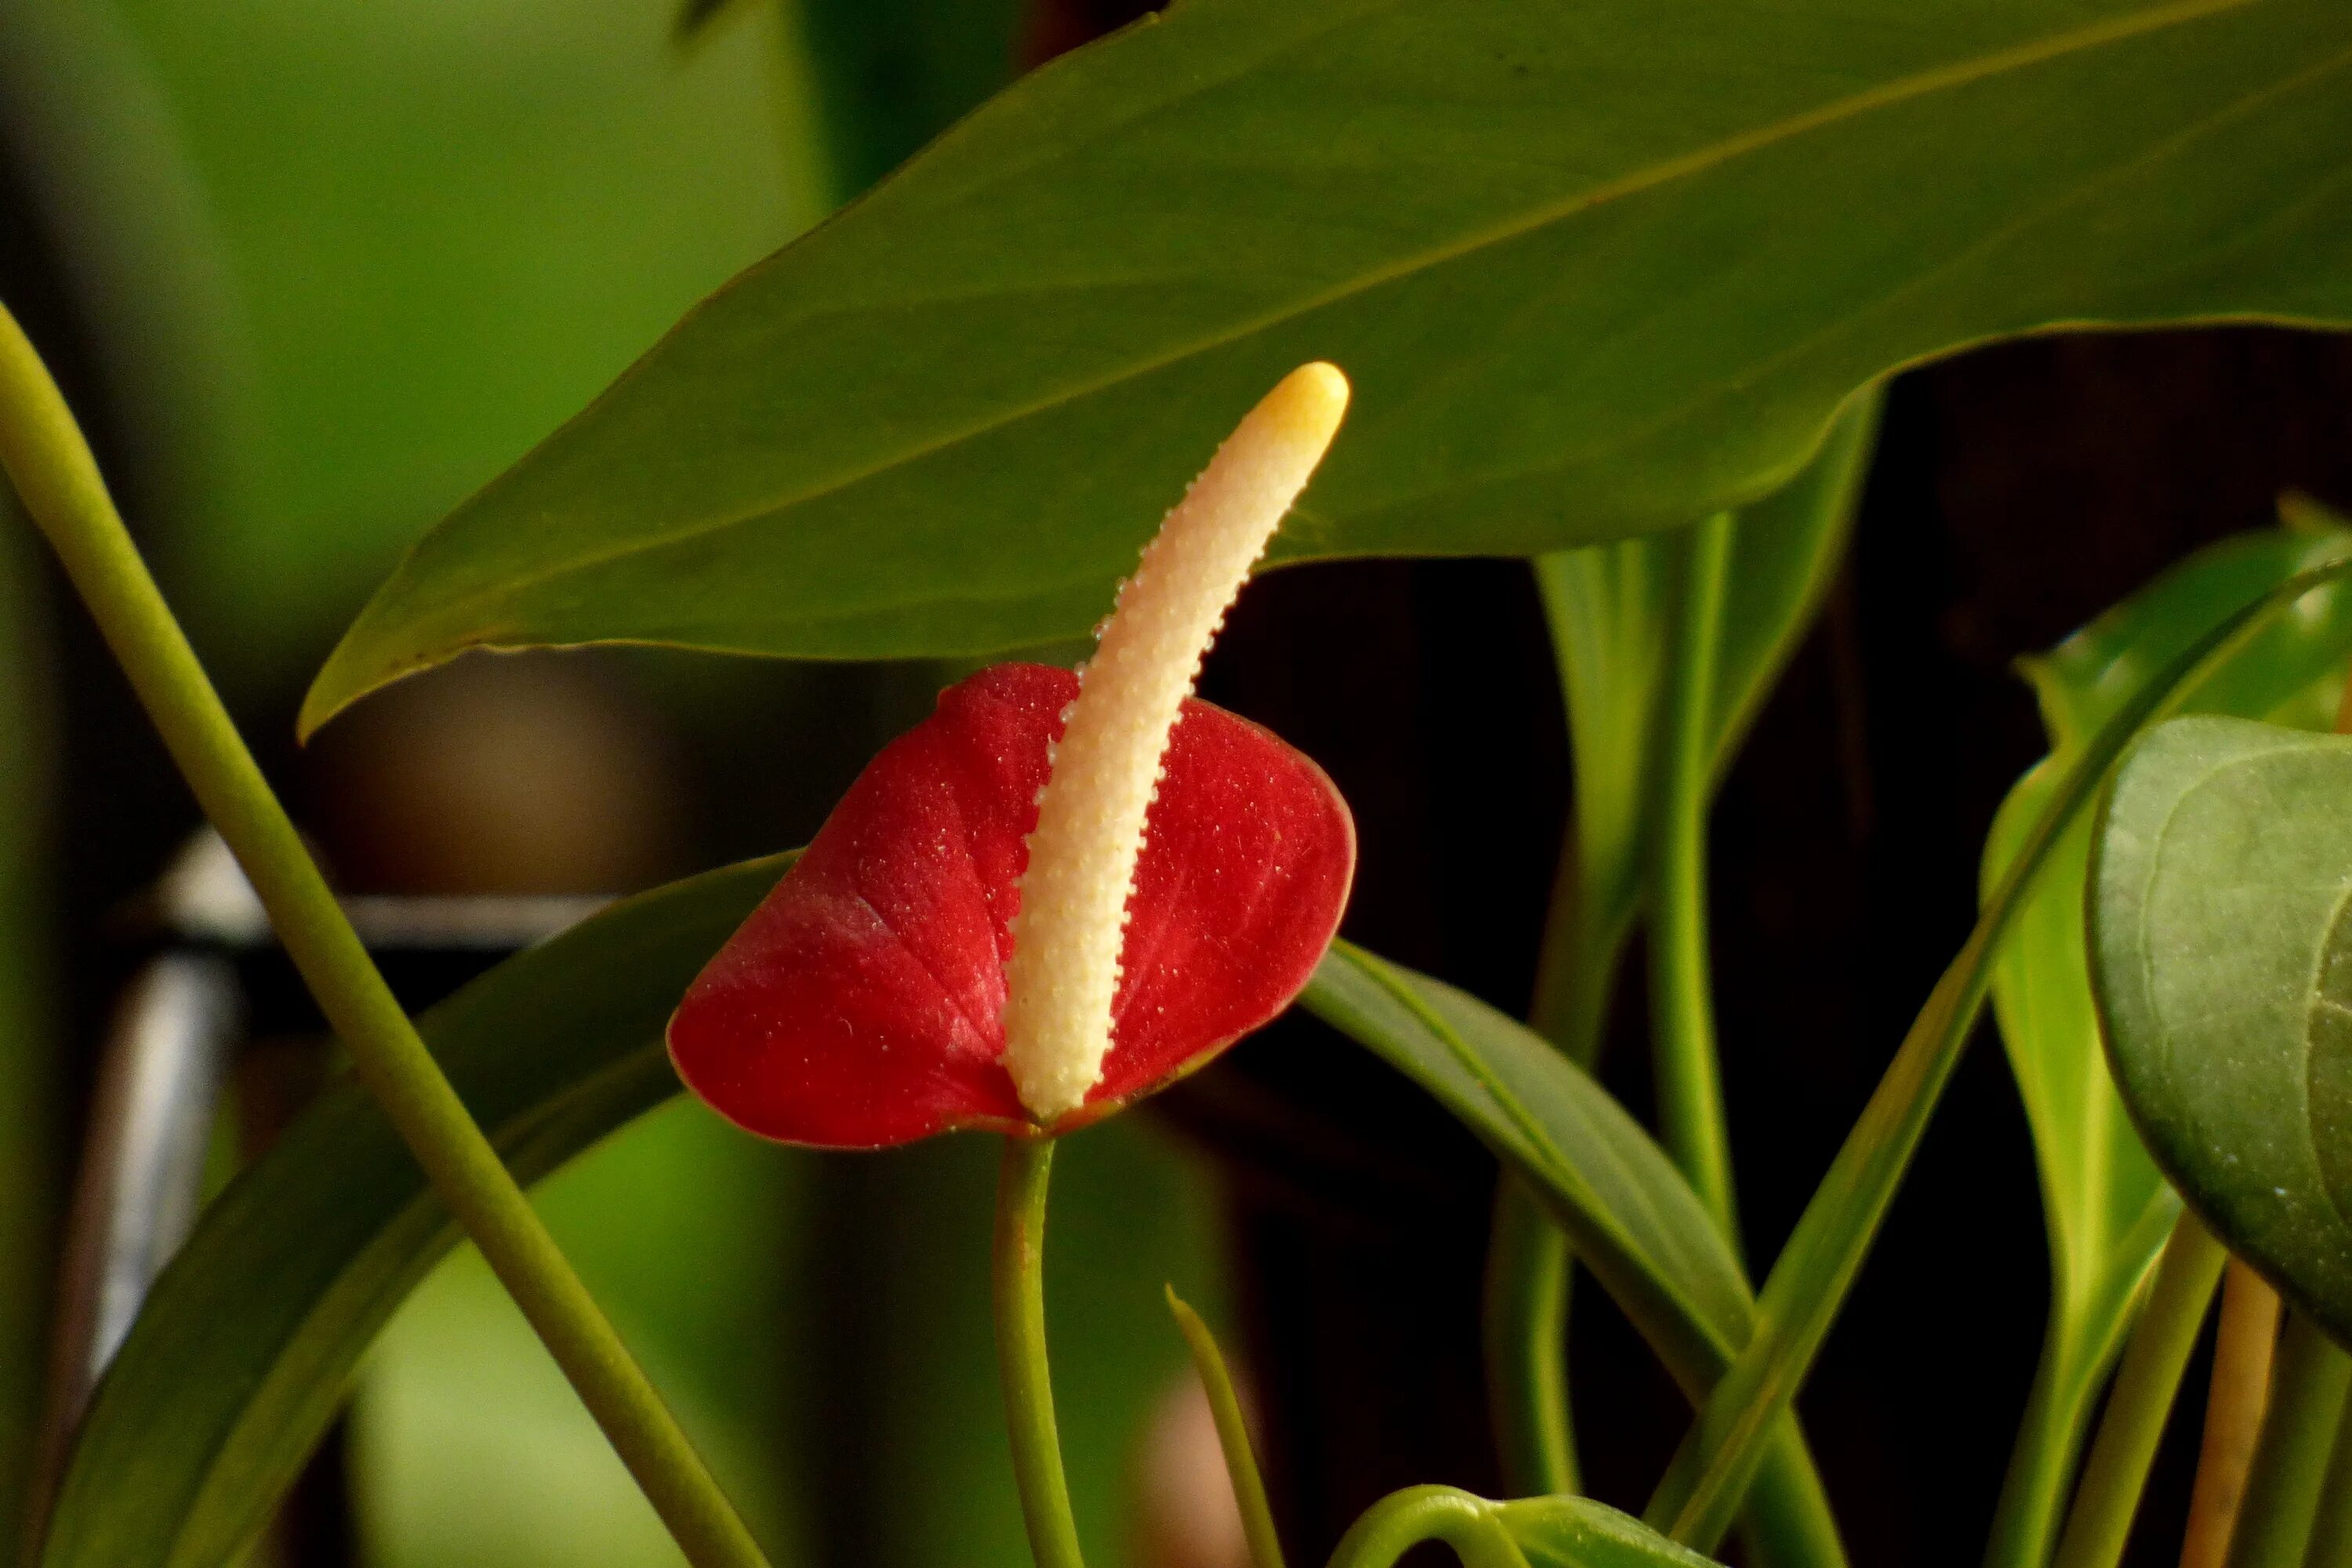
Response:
[670, 365, 1356, 1149]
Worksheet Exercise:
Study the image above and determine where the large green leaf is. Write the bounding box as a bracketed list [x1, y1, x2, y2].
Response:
[2092, 717, 2352, 1348]
[302, 0, 2352, 732]
[1301, 943, 1844, 1568]
[1978, 517, 2352, 1568]
[37, 854, 790, 1568]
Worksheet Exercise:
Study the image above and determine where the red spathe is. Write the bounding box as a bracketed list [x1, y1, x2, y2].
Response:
[667, 662, 1356, 1148]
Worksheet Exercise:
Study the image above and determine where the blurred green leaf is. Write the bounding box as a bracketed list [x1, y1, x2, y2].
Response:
[791, 0, 1029, 202]
[2092, 717, 2352, 1348]
[357, 1098, 814, 1568]
[1979, 517, 2352, 1568]
[43, 843, 1219, 1568]
[304, 0, 2352, 731]
[39, 854, 789, 1568]
[673, 0, 738, 45]
[0, 507, 56, 1547]
[1301, 943, 1844, 1568]
[83, 0, 815, 689]
[1530, 390, 1878, 1061]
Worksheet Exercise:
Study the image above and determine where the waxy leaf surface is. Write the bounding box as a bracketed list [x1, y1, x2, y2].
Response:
[669, 662, 1355, 1147]
[2093, 717, 2352, 1346]
[306, 0, 2352, 731]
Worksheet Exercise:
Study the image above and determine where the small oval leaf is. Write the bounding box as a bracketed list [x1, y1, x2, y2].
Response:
[2093, 717, 2352, 1344]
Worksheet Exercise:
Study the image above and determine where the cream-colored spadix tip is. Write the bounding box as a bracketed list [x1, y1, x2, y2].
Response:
[1000, 363, 1351, 1123]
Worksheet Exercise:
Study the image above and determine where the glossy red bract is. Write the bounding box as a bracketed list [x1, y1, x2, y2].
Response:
[667, 662, 1356, 1148]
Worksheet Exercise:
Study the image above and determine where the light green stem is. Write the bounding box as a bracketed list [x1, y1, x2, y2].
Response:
[1981, 1194, 2181, 1568]
[1326, 1486, 1530, 1568]
[1642, 554, 2352, 1553]
[1484, 547, 1646, 1504]
[1483, 1178, 1578, 1495]
[1983, 1325, 2106, 1568]
[1650, 514, 1740, 1247]
[1526, 844, 1634, 1071]
[2048, 1215, 2227, 1568]
[994, 1135, 1085, 1568]
[2296, 1376, 2352, 1568]
[2227, 1311, 2352, 1568]
[0, 304, 769, 1568]
[1167, 1287, 1287, 1568]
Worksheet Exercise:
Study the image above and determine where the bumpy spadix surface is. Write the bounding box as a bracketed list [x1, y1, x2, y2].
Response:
[1004, 362, 1350, 1118]
[666, 663, 1355, 1148]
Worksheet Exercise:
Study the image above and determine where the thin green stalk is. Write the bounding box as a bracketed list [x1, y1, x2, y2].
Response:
[1484, 1178, 1578, 1494]
[2226, 1312, 2352, 1568]
[1985, 1325, 2107, 1568]
[1526, 836, 1636, 1071]
[0, 305, 768, 1568]
[1490, 548, 1649, 1503]
[1982, 1194, 2182, 1568]
[2296, 1377, 2352, 1568]
[1650, 514, 1739, 1247]
[1327, 1486, 1531, 1568]
[1167, 1287, 1286, 1568]
[1643, 555, 2352, 1554]
[995, 1135, 1085, 1568]
[2049, 1215, 2227, 1568]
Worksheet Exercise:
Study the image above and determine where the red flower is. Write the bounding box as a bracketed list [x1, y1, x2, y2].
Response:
[667, 662, 1356, 1148]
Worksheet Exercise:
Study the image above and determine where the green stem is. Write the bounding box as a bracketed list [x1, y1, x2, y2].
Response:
[1640, 553, 2352, 1554]
[1167, 1286, 1287, 1568]
[1483, 1178, 1578, 1494]
[2048, 1215, 2227, 1568]
[1650, 514, 1740, 1247]
[2226, 1311, 2352, 1568]
[1981, 1194, 2182, 1568]
[2296, 1376, 2352, 1568]
[1326, 1486, 1530, 1568]
[1982, 1325, 2104, 1568]
[1483, 547, 1650, 1505]
[0, 306, 768, 1568]
[1526, 846, 1634, 1071]
[994, 1135, 1085, 1568]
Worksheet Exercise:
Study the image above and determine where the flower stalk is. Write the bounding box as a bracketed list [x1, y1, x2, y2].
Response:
[0, 303, 769, 1568]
